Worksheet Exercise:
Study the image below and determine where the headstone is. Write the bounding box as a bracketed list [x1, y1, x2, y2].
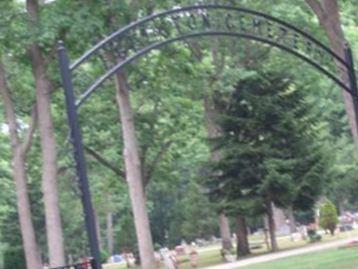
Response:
[189, 248, 198, 268]
[163, 251, 177, 269]
[175, 245, 186, 256]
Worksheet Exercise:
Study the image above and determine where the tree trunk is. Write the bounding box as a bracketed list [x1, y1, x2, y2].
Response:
[266, 200, 279, 252]
[31, 46, 66, 268]
[338, 198, 347, 215]
[287, 206, 297, 234]
[235, 215, 250, 257]
[219, 214, 233, 251]
[26, 0, 65, 266]
[204, 97, 222, 142]
[104, 1, 155, 266]
[0, 62, 43, 269]
[306, 0, 358, 145]
[106, 212, 114, 256]
[263, 219, 270, 251]
[94, 209, 103, 251]
[204, 97, 234, 251]
[329, 225, 335, 236]
[114, 71, 156, 269]
[13, 151, 44, 269]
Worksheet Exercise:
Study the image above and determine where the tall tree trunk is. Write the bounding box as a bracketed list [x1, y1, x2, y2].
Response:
[219, 214, 233, 251]
[0, 62, 43, 269]
[13, 153, 43, 269]
[338, 198, 347, 215]
[104, 1, 155, 266]
[315, 208, 320, 228]
[235, 215, 250, 257]
[263, 219, 270, 251]
[114, 71, 156, 269]
[94, 209, 103, 251]
[306, 0, 358, 145]
[30, 47, 66, 267]
[26, 0, 65, 266]
[287, 206, 297, 233]
[204, 98, 233, 251]
[106, 212, 114, 256]
[266, 200, 279, 252]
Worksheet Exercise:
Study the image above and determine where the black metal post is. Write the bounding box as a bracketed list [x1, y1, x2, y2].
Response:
[57, 41, 102, 269]
[344, 44, 358, 136]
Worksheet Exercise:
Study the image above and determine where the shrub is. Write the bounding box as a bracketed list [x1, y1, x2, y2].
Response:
[320, 200, 338, 235]
[3, 246, 26, 269]
[100, 249, 109, 263]
[307, 229, 322, 243]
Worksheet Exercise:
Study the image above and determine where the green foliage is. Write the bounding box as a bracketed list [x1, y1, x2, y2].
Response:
[307, 229, 322, 243]
[319, 200, 339, 235]
[100, 249, 109, 264]
[206, 69, 329, 221]
[115, 212, 137, 251]
[3, 247, 26, 269]
[0, 0, 357, 265]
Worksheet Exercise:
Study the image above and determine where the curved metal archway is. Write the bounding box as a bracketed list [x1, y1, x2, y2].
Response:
[57, 4, 357, 269]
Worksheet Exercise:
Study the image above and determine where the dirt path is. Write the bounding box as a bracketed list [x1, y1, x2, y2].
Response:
[204, 237, 358, 269]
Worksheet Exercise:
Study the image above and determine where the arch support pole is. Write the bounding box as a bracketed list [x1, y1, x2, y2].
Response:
[58, 41, 102, 269]
[344, 44, 358, 137]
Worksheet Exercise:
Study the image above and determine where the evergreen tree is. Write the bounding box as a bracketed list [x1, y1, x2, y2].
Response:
[207, 70, 329, 253]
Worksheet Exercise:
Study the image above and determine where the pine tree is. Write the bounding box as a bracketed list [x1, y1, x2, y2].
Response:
[207, 70, 329, 253]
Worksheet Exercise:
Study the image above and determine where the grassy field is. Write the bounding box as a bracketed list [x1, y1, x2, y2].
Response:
[103, 249, 222, 269]
[241, 247, 358, 269]
[103, 230, 358, 269]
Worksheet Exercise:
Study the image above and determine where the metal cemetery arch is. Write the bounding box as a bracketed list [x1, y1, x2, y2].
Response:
[57, 4, 357, 269]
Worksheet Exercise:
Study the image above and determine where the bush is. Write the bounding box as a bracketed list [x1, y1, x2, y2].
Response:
[3, 246, 26, 269]
[320, 200, 338, 235]
[307, 229, 322, 243]
[100, 249, 109, 263]
[154, 243, 162, 251]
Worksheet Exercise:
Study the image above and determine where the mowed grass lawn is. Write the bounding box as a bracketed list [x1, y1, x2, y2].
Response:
[104, 247, 358, 269]
[241, 247, 358, 269]
[104, 230, 358, 269]
[104, 249, 222, 269]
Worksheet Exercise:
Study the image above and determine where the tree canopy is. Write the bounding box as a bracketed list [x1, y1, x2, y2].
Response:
[0, 0, 357, 268]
